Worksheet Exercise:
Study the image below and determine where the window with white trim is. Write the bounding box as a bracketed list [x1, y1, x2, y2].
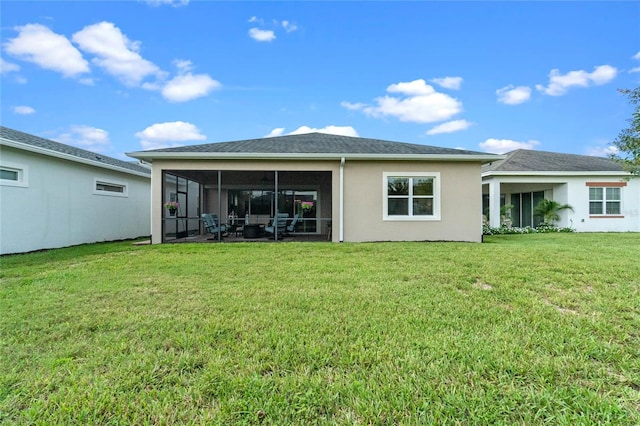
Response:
[0, 162, 28, 187]
[383, 172, 440, 220]
[94, 178, 128, 197]
[589, 187, 621, 215]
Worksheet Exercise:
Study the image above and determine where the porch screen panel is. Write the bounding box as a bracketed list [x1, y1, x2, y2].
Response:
[187, 180, 200, 234]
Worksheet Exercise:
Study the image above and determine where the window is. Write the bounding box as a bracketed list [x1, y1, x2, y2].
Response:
[383, 172, 440, 220]
[1, 169, 18, 181]
[589, 187, 621, 215]
[0, 162, 28, 187]
[94, 178, 128, 197]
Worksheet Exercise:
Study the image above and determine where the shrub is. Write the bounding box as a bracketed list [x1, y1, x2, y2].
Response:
[483, 223, 575, 235]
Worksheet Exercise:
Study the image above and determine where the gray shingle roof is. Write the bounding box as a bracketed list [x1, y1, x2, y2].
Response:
[482, 149, 623, 173]
[143, 132, 490, 156]
[0, 126, 150, 175]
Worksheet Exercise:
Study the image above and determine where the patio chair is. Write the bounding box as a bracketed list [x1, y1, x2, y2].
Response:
[264, 213, 289, 239]
[202, 213, 227, 240]
[285, 213, 300, 235]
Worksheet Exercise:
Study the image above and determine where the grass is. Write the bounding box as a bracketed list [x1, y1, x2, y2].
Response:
[1, 234, 639, 424]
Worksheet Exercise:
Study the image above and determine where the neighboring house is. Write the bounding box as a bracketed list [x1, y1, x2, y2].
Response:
[482, 149, 640, 232]
[126, 133, 501, 243]
[0, 126, 151, 255]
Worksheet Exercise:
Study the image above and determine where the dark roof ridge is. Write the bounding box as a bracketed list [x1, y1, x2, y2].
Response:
[482, 148, 623, 173]
[0, 126, 150, 175]
[136, 131, 493, 156]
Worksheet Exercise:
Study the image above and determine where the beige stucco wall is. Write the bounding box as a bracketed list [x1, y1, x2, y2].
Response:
[151, 158, 483, 243]
[342, 160, 483, 242]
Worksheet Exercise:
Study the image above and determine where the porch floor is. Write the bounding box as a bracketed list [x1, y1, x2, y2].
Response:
[167, 233, 330, 244]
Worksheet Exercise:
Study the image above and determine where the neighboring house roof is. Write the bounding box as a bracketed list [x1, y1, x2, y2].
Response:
[482, 149, 624, 174]
[0, 126, 150, 177]
[127, 132, 501, 162]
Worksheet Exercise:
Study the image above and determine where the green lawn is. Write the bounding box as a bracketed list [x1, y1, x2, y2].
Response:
[1, 234, 639, 425]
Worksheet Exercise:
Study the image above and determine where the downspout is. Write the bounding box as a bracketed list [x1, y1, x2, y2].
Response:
[217, 170, 222, 241]
[339, 157, 345, 242]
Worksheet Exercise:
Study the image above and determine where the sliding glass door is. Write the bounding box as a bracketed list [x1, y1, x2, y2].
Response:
[511, 191, 544, 228]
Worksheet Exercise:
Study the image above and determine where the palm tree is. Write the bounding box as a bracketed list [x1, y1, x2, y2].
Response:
[534, 199, 574, 225]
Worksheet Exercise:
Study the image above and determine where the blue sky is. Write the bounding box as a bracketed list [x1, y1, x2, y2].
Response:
[1, 1, 639, 160]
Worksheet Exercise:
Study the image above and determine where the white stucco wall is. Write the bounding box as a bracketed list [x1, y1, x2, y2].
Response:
[0, 146, 151, 255]
[483, 174, 640, 232]
[565, 176, 640, 232]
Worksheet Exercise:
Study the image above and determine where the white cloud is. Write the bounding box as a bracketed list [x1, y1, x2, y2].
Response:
[249, 28, 276, 42]
[479, 138, 540, 154]
[425, 119, 473, 135]
[387, 79, 435, 96]
[173, 59, 192, 73]
[0, 57, 21, 74]
[248, 16, 263, 24]
[340, 101, 367, 111]
[265, 125, 358, 138]
[343, 79, 462, 123]
[55, 125, 111, 152]
[631, 52, 640, 73]
[144, 0, 189, 6]
[265, 128, 285, 137]
[587, 145, 619, 157]
[13, 105, 35, 115]
[161, 61, 221, 102]
[72, 21, 163, 87]
[4, 23, 90, 78]
[135, 121, 206, 150]
[282, 21, 298, 32]
[430, 76, 463, 90]
[535, 65, 617, 96]
[496, 85, 532, 105]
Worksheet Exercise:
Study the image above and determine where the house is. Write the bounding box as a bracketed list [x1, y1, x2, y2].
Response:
[482, 149, 640, 231]
[0, 126, 151, 255]
[126, 133, 501, 243]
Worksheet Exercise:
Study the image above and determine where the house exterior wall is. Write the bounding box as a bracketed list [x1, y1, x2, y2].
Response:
[566, 176, 639, 232]
[482, 174, 640, 231]
[150, 159, 340, 244]
[151, 159, 485, 243]
[0, 146, 151, 255]
[343, 160, 483, 242]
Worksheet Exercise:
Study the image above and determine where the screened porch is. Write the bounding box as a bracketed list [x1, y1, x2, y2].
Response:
[162, 170, 333, 242]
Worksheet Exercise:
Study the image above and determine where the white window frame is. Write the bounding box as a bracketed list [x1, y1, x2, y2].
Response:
[383, 171, 441, 221]
[588, 186, 622, 216]
[0, 161, 28, 187]
[93, 178, 128, 197]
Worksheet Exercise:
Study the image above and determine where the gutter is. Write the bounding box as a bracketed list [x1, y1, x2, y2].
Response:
[126, 151, 502, 163]
[2, 138, 151, 178]
[482, 170, 629, 178]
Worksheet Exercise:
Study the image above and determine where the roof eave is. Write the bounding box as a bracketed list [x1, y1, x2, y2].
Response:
[126, 151, 503, 163]
[2, 138, 151, 178]
[482, 170, 629, 178]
